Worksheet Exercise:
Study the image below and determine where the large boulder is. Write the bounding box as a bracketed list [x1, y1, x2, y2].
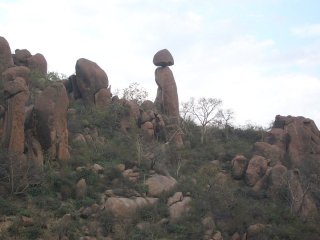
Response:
[253, 142, 284, 166]
[1, 77, 29, 153]
[27, 53, 47, 76]
[231, 155, 248, 179]
[245, 155, 269, 187]
[2, 66, 31, 85]
[167, 192, 192, 221]
[271, 115, 320, 167]
[153, 49, 174, 67]
[94, 86, 112, 108]
[146, 174, 177, 197]
[34, 82, 70, 161]
[268, 163, 287, 194]
[0, 36, 14, 74]
[75, 58, 109, 103]
[104, 197, 158, 217]
[12, 49, 31, 66]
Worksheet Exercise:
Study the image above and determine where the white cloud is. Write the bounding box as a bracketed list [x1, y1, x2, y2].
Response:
[291, 23, 320, 37]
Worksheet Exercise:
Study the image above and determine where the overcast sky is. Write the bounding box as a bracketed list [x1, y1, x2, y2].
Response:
[1, 0, 320, 127]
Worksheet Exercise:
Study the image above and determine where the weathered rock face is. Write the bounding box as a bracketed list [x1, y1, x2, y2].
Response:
[146, 174, 177, 197]
[34, 82, 70, 161]
[153, 49, 174, 67]
[1, 77, 29, 153]
[75, 58, 109, 103]
[245, 155, 269, 187]
[25, 130, 44, 177]
[0, 36, 14, 74]
[253, 142, 284, 166]
[268, 163, 287, 194]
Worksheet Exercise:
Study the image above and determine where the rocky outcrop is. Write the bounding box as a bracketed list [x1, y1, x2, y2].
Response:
[0, 36, 14, 74]
[153, 49, 183, 147]
[12, 49, 47, 76]
[74, 58, 109, 104]
[34, 82, 70, 161]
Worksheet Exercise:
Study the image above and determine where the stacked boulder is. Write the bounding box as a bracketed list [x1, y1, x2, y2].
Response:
[153, 49, 183, 148]
[64, 58, 111, 107]
[231, 115, 318, 218]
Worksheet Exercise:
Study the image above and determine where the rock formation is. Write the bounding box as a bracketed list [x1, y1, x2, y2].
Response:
[74, 58, 109, 104]
[12, 49, 47, 76]
[153, 49, 183, 147]
[0, 36, 14, 74]
[34, 82, 70, 161]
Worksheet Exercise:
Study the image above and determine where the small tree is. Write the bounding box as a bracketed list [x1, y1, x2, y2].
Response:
[121, 82, 148, 105]
[181, 97, 222, 144]
[217, 109, 234, 140]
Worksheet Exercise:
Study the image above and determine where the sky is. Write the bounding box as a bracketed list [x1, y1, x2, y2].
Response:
[1, 0, 320, 127]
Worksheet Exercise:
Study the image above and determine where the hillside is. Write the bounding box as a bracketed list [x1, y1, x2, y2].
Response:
[0, 36, 319, 240]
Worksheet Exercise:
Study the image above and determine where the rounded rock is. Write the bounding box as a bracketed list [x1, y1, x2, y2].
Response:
[153, 49, 174, 67]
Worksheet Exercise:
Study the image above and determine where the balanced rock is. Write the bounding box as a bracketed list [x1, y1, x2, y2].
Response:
[2, 66, 31, 85]
[34, 82, 70, 161]
[75, 58, 109, 103]
[153, 49, 174, 67]
[0, 36, 14, 74]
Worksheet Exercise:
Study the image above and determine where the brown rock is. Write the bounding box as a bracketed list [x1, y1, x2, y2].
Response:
[141, 121, 154, 140]
[27, 53, 47, 76]
[25, 130, 44, 179]
[154, 65, 183, 147]
[34, 82, 70, 161]
[247, 223, 269, 240]
[253, 142, 284, 165]
[92, 163, 104, 173]
[245, 155, 268, 187]
[76, 178, 87, 199]
[212, 231, 223, 240]
[146, 174, 177, 197]
[141, 100, 155, 111]
[169, 196, 192, 221]
[13, 49, 31, 66]
[73, 133, 86, 144]
[153, 49, 174, 67]
[2, 77, 29, 153]
[75, 58, 109, 103]
[231, 155, 248, 179]
[95, 87, 112, 108]
[2, 66, 31, 85]
[167, 192, 183, 206]
[21, 216, 34, 227]
[0, 36, 14, 74]
[231, 232, 241, 240]
[268, 163, 287, 194]
[104, 197, 158, 217]
[116, 164, 125, 172]
[287, 169, 317, 218]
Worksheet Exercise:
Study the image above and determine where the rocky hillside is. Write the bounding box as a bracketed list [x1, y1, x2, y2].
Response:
[0, 36, 319, 240]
